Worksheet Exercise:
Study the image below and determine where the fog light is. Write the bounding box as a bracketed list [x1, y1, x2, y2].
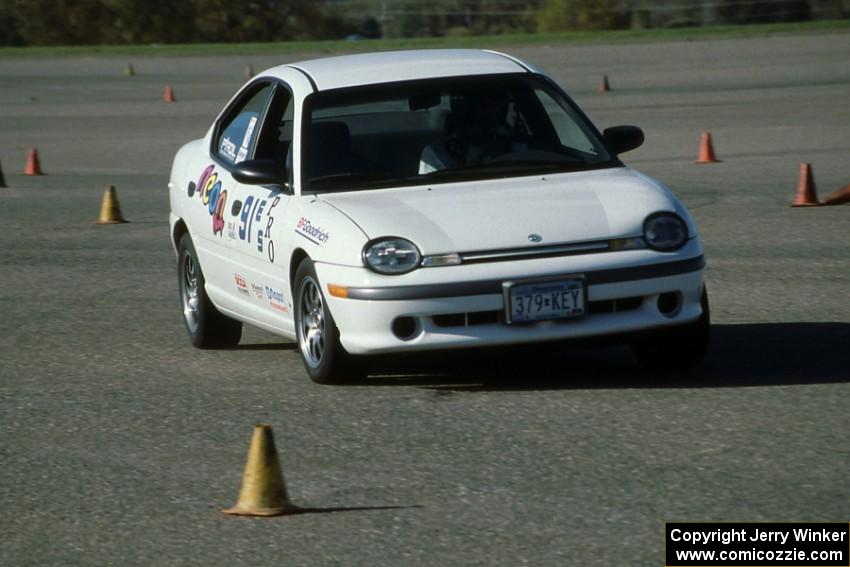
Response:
[391, 316, 418, 340]
[657, 292, 682, 317]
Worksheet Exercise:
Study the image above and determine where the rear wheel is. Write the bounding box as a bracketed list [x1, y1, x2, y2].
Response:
[631, 287, 710, 372]
[294, 258, 363, 384]
[177, 233, 242, 348]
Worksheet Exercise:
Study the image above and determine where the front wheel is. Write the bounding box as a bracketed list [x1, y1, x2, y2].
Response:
[294, 259, 363, 384]
[177, 233, 242, 348]
[631, 287, 710, 372]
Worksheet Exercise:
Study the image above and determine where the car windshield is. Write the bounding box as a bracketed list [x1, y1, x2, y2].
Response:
[302, 74, 617, 191]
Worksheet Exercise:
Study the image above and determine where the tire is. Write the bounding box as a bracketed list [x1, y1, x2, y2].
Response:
[631, 287, 710, 372]
[294, 258, 363, 384]
[177, 233, 242, 349]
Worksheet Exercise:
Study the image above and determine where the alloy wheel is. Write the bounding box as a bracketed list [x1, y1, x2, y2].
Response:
[180, 252, 200, 334]
[298, 276, 325, 368]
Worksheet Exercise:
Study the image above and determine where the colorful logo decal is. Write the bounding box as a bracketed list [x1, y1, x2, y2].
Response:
[264, 286, 289, 313]
[212, 190, 228, 235]
[194, 164, 228, 236]
[251, 284, 265, 299]
[191, 165, 280, 262]
[295, 217, 330, 245]
[234, 274, 249, 295]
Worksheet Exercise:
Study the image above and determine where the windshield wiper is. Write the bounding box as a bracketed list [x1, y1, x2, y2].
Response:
[421, 158, 586, 178]
[308, 171, 397, 186]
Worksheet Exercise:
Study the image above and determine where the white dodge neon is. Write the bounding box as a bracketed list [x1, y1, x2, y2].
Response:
[168, 49, 709, 383]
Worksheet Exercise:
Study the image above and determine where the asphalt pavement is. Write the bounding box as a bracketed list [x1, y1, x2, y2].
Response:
[1, 31, 849, 566]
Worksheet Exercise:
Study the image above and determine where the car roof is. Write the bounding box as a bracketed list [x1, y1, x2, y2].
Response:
[265, 49, 533, 92]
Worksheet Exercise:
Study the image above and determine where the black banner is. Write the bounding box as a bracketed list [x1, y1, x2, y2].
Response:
[665, 523, 850, 566]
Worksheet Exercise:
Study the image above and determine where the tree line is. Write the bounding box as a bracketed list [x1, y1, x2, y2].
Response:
[0, 0, 352, 46]
[0, 0, 832, 47]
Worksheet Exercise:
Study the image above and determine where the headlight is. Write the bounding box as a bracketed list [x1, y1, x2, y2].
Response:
[363, 237, 421, 274]
[643, 213, 688, 251]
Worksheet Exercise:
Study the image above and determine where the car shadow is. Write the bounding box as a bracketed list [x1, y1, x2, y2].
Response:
[352, 322, 850, 391]
[227, 342, 297, 351]
[284, 504, 423, 517]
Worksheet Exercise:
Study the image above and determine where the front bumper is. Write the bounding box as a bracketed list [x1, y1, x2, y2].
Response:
[316, 239, 706, 355]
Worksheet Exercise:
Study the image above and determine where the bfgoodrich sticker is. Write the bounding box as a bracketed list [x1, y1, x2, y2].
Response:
[295, 217, 330, 245]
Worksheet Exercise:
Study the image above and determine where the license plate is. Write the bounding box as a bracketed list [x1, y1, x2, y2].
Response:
[504, 277, 585, 324]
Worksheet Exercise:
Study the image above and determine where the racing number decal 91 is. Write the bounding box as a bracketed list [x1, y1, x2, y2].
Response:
[238, 194, 280, 263]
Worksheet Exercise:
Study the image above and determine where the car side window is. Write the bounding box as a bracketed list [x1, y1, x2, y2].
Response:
[533, 88, 599, 156]
[254, 85, 294, 164]
[215, 84, 273, 165]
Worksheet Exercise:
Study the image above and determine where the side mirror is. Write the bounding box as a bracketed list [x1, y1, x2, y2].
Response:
[231, 159, 289, 188]
[603, 125, 644, 155]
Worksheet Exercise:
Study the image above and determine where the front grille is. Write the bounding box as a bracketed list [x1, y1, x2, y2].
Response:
[459, 240, 610, 265]
[433, 311, 499, 327]
[588, 296, 643, 314]
[430, 296, 644, 328]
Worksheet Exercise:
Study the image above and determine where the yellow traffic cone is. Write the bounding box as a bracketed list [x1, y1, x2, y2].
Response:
[223, 424, 298, 517]
[96, 185, 128, 224]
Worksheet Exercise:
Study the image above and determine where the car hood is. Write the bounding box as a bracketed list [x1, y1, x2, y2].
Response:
[318, 167, 685, 254]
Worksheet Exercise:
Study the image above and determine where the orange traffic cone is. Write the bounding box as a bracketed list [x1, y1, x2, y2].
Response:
[821, 183, 850, 206]
[695, 132, 720, 164]
[598, 75, 611, 93]
[163, 84, 176, 102]
[223, 424, 298, 517]
[0, 159, 6, 188]
[24, 147, 43, 175]
[96, 185, 128, 224]
[790, 162, 821, 207]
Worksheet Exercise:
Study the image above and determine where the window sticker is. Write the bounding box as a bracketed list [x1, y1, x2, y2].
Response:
[235, 115, 258, 163]
[220, 137, 237, 161]
[241, 115, 258, 148]
[219, 112, 259, 164]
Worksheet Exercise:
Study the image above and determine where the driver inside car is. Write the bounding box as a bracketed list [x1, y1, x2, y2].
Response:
[418, 89, 530, 174]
